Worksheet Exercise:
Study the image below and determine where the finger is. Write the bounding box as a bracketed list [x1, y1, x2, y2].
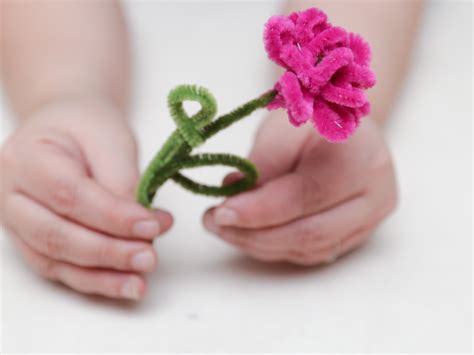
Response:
[215, 122, 387, 229]
[213, 166, 364, 228]
[204, 204, 373, 266]
[203, 211, 287, 262]
[63, 109, 142, 199]
[204, 196, 371, 256]
[222, 172, 245, 186]
[15, 144, 168, 239]
[282, 166, 394, 265]
[5, 193, 158, 272]
[8, 230, 145, 300]
[287, 226, 372, 266]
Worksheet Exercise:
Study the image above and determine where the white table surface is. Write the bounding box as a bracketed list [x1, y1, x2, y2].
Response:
[1, 1, 472, 353]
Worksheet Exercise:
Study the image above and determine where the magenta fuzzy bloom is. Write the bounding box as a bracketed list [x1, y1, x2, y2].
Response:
[264, 8, 376, 142]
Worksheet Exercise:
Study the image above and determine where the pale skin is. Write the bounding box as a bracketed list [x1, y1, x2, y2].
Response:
[0, 0, 423, 300]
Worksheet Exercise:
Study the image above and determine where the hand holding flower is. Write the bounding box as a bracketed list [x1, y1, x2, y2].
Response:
[203, 112, 397, 265]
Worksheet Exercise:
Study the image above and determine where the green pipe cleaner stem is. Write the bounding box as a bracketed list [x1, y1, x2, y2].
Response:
[136, 85, 277, 207]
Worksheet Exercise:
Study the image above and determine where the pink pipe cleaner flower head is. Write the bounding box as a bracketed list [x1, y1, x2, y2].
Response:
[264, 8, 376, 142]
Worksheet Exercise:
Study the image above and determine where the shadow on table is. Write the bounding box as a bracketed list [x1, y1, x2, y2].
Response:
[204, 241, 370, 279]
[40, 235, 383, 312]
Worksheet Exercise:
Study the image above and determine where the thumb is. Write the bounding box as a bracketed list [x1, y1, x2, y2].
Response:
[75, 122, 174, 234]
[81, 127, 140, 200]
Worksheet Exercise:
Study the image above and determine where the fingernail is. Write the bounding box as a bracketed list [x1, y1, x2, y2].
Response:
[204, 214, 219, 234]
[131, 250, 155, 271]
[214, 207, 239, 226]
[121, 278, 142, 300]
[133, 220, 160, 238]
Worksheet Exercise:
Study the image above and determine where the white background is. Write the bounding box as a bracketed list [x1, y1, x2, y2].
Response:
[1, 1, 472, 353]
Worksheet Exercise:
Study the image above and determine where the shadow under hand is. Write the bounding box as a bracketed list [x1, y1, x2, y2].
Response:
[200, 242, 370, 281]
[219, 254, 329, 277]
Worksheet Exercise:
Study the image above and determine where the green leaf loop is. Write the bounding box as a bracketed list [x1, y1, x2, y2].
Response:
[168, 85, 216, 148]
[136, 85, 276, 207]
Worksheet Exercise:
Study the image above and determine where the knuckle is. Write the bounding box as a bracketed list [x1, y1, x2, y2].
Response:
[300, 173, 324, 213]
[36, 258, 59, 280]
[36, 224, 65, 259]
[104, 206, 133, 233]
[95, 241, 113, 267]
[49, 177, 78, 214]
[95, 241, 127, 269]
[295, 223, 324, 252]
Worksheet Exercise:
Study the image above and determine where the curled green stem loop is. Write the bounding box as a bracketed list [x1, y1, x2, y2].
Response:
[136, 85, 276, 207]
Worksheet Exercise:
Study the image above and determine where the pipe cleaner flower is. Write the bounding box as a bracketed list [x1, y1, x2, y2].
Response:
[264, 8, 376, 142]
[137, 8, 376, 207]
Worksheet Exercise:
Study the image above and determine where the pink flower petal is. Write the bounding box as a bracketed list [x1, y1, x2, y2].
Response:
[353, 102, 371, 119]
[263, 16, 296, 68]
[306, 47, 353, 92]
[332, 63, 376, 89]
[312, 99, 358, 142]
[266, 92, 285, 111]
[280, 45, 314, 74]
[278, 72, 313, 125]
[321, 83, 367, 108]
[293, 7, 329, 45]
[288, 12, 299, 24]
[348, 33, 371, 66]
[308, 26, 349, 56]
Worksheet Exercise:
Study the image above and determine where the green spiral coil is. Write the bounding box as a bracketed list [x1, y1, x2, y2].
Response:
[136, 85, 276, 208]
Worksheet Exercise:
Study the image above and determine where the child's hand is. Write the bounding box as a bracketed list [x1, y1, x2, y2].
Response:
[204, 112, 397, 265]
[0, 98, 173, 300]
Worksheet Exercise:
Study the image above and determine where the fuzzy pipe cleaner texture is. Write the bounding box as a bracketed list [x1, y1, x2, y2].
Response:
[137, 7, 375, 207]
